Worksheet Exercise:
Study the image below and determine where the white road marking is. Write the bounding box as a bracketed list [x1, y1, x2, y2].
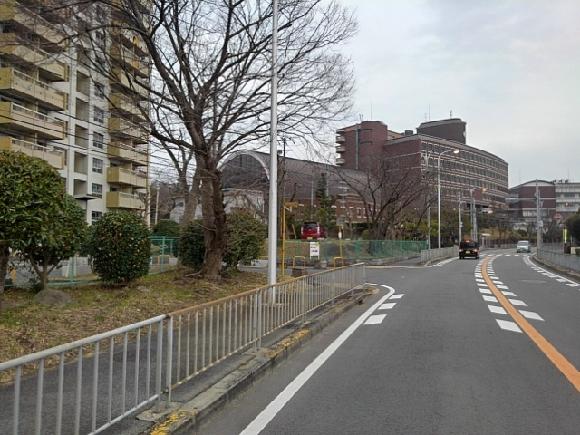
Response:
[505, 254, 512, 257]
[482, 295, 498, 303]
[497, 285, 509, 290]
[501, 291, 517, 296]
[240, 288, 395, 435]
[519, 310, 544, 321]
[477, 282, 489, 287]
[488, 305, 507, 315]
[508, 299, 527, 306]
[390, 294, 404, 299]
[364, 314, 387, 325]
[496, 319, 522, 333]
[492, 281, 504, 285]
[476, 279, 485, 283]
[378, 303, 396, 310]
[479, 288, 492, 295]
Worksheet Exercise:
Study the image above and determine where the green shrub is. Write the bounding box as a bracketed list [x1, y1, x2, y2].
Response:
[88, 211, 150, 285]
[153, 219, 180, 238]
[179, 221, 205, 269]
[224, 211, 267, 268]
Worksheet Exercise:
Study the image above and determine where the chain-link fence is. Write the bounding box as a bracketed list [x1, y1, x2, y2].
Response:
[282, 239, 427, 265]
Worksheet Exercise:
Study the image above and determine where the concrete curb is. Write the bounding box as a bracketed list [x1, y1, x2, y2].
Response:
[532, 255, 580, 282]
[145, 289, 373, 435]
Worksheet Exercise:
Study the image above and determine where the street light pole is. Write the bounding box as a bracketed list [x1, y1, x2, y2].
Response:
[458, 191, 462, 243]
[266, 0, 279, 287]
[437, 148, 459, 249]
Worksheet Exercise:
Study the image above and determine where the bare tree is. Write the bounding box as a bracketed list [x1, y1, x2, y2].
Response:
[335, 156, 433, 239]
[72, 0, 356, 277]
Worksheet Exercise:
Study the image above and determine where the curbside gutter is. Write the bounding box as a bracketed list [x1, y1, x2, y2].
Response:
[145, 287, 374, 435]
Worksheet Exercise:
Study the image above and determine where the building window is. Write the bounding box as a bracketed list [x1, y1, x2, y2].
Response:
[95, 82, 105, 99]
[93, 132, 104, 149]
[92, 183, 103, 198]
[91, 211, 103, 224]
[92, 158, 103, 174]
[94, 107, 104, 124]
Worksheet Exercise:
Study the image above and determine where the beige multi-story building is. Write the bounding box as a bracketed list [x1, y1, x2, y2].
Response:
[0, 0, 150, 224]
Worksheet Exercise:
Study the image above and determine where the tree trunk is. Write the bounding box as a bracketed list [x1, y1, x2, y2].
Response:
[0, 244, 9, 310]
[41, 263, 49, 291]
[198, 159, 227, 279]
[180, 169, 201, 230]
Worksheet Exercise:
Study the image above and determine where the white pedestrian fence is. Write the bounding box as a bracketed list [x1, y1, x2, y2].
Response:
[0, 264, 365, 435]
[420, 246, 458, 264]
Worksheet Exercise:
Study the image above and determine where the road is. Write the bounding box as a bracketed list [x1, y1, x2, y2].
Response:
[198, 250, 580, 435]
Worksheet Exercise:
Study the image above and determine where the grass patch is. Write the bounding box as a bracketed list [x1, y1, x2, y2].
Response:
[0, 269, 269, 366]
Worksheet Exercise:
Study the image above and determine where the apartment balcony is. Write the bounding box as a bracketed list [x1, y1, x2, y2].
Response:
[0, 68, 67, 111]
[108, 142, 148, 166]
[335, 135, 345, 143]
[109, 117, 149, 143]
[0, 101, 66, 140]
[0, 1, 66, 49]
[0, 33, 67, 81]
[112, 68, 149, 100]
[113, 27, 148, 55]
[336, 157, 345, 166]
[110, 44, 149, 77]
[110, 92, 145, 119]
[0, 136, 64, 169]
[106, 191, 145, 210]
[107, 166, 147, 189]
[336, 144, 346, 153]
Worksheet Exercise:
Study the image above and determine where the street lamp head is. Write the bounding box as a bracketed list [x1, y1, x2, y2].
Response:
[452, 149, 459, 155]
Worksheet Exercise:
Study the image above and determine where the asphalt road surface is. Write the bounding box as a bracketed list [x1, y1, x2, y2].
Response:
[198, 250, 580, 435]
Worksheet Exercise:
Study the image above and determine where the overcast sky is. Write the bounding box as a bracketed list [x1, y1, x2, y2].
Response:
[336, 0, 580, 187]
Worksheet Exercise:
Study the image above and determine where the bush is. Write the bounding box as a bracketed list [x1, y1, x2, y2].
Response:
[566, 214, 580, 243]
[224, 211, 267, 268]
[88, 211, 150, 285]
[179, 221, 205, 269]
[153, 219, 180, 238]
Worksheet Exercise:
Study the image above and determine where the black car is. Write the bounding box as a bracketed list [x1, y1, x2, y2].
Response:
[459, 240, 479, 259]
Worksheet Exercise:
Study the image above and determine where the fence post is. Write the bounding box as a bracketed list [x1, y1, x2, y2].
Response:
[166, 316, 173, 405]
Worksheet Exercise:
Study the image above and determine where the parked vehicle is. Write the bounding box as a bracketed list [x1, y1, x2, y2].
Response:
[459, 240, 479, 259]
[300, 221, 326, 240]
[516, 240, 531, 253]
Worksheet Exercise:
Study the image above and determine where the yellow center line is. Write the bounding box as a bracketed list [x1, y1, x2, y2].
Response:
[482, 257, 580, 392]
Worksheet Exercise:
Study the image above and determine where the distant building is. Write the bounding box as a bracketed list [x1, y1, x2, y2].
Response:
[507, 180, 556, 230]
[554, 180, 580, 219]
[335, 118, 509, 210]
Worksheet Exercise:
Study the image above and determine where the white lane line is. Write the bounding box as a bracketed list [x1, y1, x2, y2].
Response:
[519, 310, 544, 321]
[479, 288, 492, 295]
[390, 294, 404, 299]
[378, 303, 396, 310]
[482, 295, 498, 303]
[488, 305, 507, 315]
[501, 291, 517, 296]
[508, 299, 527, 306]
[496, 319, 522, 333]
[240, 288, 395, 435]
[364, 314, 387, 325]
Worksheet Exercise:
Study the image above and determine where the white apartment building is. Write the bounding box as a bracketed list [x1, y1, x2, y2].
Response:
[0, 0, 150, 224]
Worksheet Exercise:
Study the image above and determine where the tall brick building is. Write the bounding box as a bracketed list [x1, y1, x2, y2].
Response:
[335, 118, 509, 209]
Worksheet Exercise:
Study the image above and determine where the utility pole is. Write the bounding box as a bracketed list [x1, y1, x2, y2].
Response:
[427, 205, 431, 250]
[536, 182, 542, 251]
[458, 191, 462, 243]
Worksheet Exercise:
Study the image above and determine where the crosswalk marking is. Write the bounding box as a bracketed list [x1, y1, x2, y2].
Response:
[390, 294, 404, 299]
[501, 291, 517, 296]
[479, 288, 492, 295]
[508, 299, 527, 306]
[364, 314, 387, 325]
[496, 285, 509, 290]
[496, 319, 522, 333]
[378, 303, 396, 310]
[519, 310, 544, 321]
[488, 305, 507, 315]
[482, 295, 498, 303]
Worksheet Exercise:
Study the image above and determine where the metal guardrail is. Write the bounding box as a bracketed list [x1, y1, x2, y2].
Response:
[420, 246, 458, 263]
[166, 264, 365, 392]
[0, 315, 167, 435]
[0, 264, 366, 434]
[537, 248, 580, 274]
